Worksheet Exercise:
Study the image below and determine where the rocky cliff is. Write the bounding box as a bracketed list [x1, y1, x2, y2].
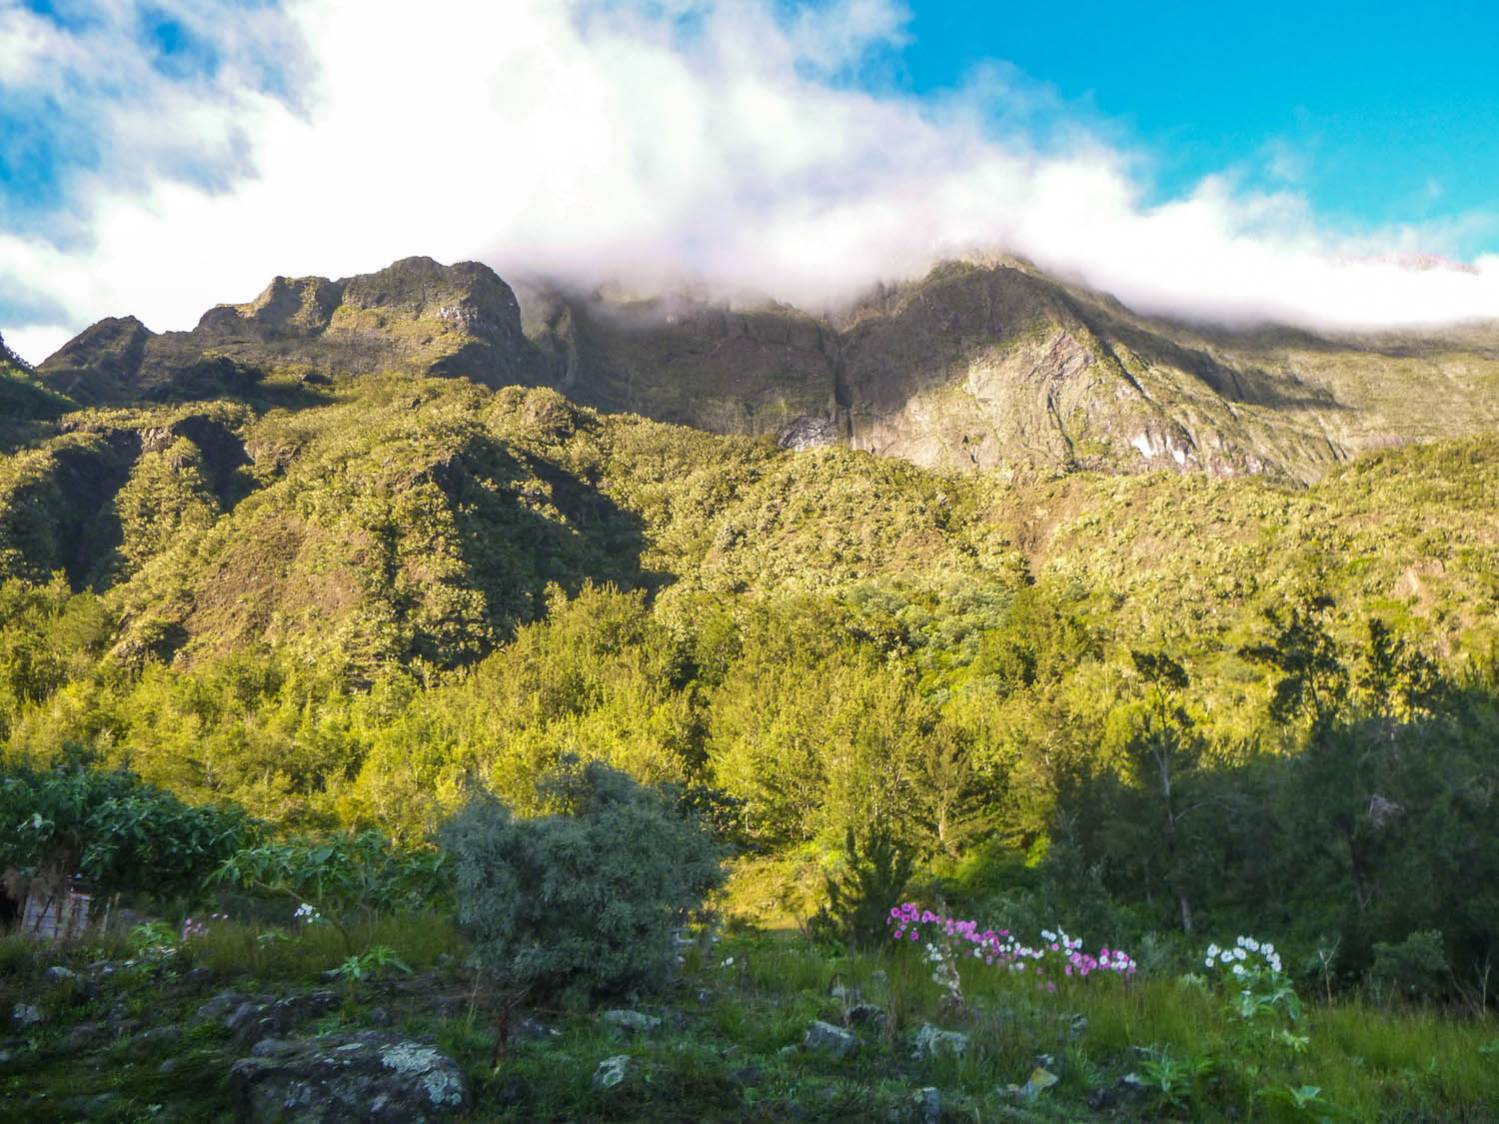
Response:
[32, 256, 1499, 482]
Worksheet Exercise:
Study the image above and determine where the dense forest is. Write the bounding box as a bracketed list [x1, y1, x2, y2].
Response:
[3, 343, 1497, 998]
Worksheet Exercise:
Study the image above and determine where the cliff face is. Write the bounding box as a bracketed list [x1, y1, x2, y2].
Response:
[32, 256, 1499, 482]
[37, 257, 548, 405]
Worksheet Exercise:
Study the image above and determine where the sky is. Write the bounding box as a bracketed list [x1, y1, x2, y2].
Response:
[1, 0, 1497, 364]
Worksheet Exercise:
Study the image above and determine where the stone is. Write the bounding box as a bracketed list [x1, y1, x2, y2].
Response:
[913, 1086, 941, 1124]
[730, 1064, 765, 1086]
[196, 991, 250, 1023]
[509, 1016, 557, 1042]
[911, 1024, 968, 1060]
[603, 1009, 662, 1034]
[44, 965, 78, 984]
[11, 1004, 42, 1030]
[592, 1054, 632, 1092]
[368, 1007, 393, 1027]
[846, 1003, 885, 1028]
[230, 1031, 469, 1122]
[1010, 1067, 1058, 1100]
[802, 1020, 858, 1059]
[65, 1022, 108, 1050]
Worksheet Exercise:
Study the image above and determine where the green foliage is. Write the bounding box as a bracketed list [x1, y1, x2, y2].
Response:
[0, 765, 251, 898]
[213, 829, 450, 924]
[334, 943, 412, 983]
[808, 825, 916, 951]
[442, 759, 725, 1001]
[1371, 930, 1450, 1005]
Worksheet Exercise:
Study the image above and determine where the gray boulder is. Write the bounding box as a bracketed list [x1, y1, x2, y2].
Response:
[229, 1031, 468, 1122]
[603, 1009, 662, 1034]
[911, 1023, 968, 1060]
[802, 1020, 859, 1059]
[592, 1054, 632, 1092]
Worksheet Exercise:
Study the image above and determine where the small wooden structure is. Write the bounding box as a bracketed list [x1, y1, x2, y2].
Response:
[20, 884, 93, 941]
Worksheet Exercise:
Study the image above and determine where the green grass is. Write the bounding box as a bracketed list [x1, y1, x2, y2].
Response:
[4, 919, 1497, 1121]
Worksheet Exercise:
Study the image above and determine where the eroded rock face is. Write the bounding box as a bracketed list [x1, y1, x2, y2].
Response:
[229, 1031, 469, 1123]
[38, 258, 549, 403]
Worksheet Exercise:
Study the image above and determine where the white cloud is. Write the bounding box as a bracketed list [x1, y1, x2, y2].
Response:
[1, 0, 1497, 366]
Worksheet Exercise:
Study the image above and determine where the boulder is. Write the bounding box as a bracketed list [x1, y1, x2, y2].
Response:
[802, 1020, 858, 1059]
[11, 1004, 43, 1030]
[912, 1086, 941, 1123]
[911, 1024, 968, 1060]
[230, 1031, 468, 1122]
[592, 1054, 632, 1092]
[602, 1009, 662, 1034]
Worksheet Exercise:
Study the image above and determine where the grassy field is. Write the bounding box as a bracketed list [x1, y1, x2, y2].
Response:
[3, 916, 1495, 1121]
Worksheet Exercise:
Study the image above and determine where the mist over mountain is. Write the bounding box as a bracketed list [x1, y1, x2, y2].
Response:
[31, 255, 1499, 485]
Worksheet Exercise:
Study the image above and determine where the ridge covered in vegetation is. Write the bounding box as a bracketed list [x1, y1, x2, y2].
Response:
[3, 292, 1499, 1118]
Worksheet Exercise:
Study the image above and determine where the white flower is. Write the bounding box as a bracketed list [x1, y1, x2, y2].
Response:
[1232, 964, 1246, 977]
[1206, 944, 1220, 959]
[1205, 957, 1215, 968]
[1244, 938, 1260, 953]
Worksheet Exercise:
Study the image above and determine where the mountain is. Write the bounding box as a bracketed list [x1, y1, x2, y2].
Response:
[37, 257, 547, 406]
[35, 256, 1499, 484]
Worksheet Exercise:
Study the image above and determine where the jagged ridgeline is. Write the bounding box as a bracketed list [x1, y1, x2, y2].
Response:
[1, 259, 1498, 833]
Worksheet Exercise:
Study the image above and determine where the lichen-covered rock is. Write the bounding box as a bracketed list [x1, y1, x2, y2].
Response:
[592, 1054, 632, 1092]
[603, 1009, 662, 1034]
[229, 1031, 469, 1122]
[11, 1003, 43, 1030]
[802, 1020, 859, 1058]
[911, 1023, 968, 1059]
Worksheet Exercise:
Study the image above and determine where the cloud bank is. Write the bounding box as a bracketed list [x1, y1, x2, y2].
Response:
[2, 0, 1497, 364]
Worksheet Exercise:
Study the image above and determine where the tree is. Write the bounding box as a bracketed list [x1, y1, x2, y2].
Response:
[1121, 649, 1203, 934]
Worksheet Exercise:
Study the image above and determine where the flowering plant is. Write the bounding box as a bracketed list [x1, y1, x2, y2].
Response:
[180, 911, 228, 942]
[887, 904, 1136, 993]
[1203, 935, 1301, 1029]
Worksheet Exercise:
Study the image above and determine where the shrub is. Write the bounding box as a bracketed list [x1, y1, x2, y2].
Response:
[0, 765, 252, 900]
[1371, 929, 1449, 1005]
[442, 760, 725, 1001]
[807, 824, 914, 951]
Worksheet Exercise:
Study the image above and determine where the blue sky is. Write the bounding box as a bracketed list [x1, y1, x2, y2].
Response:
[2, 0, 1497, 362]
[893, 1, 1499, 253]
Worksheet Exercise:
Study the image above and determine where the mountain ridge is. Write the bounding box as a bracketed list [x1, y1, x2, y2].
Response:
[24, 255, 1499, 483]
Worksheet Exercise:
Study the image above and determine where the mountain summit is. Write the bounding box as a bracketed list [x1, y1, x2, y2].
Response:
[32, 256, 1499, 482]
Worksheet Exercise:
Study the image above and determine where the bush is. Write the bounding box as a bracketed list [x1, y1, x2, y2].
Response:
[1370, 929, 1449, 1005]
[0, 765, 252, 900]
[442, 760, 725, 1001]
[807, 824, 914, 951]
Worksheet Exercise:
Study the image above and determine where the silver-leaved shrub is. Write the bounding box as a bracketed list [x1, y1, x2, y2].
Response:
[442, 759, 725, 1002]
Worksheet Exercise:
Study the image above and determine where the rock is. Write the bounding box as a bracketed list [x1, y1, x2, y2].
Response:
[911, 1024, 968, 1060]
[183, 967, 215, 986]
[196, 991, 250, 1023]
[846, 1003, 885, 1028]
[1064, 1012, 1088, 1039]
[603, 1009, 662, 1034]
[730, 1064, 764, 1086]
[230, 1031, 469, 1122]
[368, 1007, 393, 1027]
[802, 1020, 858, 1059]
[226, 1001, 266, 1032]
[829, 984, 861, 1004]
[912, 1086, 941, 1123]
[65, 1022, 108, 1050]
[592, 1054, 632, 1092]
[11, 1004, 42, 1030]
[44, 965, 78, 984]
[158, 1059, 179, 1076]
[1005, 1067, 1058, 1101]
[509, 1016, 557, 1043]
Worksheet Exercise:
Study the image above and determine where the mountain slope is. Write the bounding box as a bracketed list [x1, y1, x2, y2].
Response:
[34, 256, 1499, 483]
